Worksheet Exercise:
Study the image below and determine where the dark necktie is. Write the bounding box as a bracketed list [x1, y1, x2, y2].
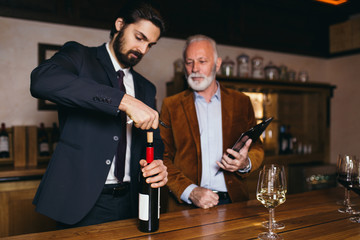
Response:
[115, 70, 126, 182]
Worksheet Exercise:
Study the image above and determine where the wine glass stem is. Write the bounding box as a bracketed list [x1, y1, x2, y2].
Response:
[343, 188, 347, 204]
[346, 188, 352, 211]
[269, 208, 274, 234]
[271, 207, 276, 222]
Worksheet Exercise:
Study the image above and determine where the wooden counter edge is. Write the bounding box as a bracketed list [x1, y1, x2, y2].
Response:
[0, 168, 46, 179]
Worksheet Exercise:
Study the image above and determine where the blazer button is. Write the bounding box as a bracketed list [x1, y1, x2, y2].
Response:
[113, 136, 119, 141]
[105, 159, 111, 165]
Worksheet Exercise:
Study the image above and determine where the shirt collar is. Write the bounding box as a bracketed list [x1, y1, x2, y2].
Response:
[105, 42, 130, 76]
[194, 81, 221, 101]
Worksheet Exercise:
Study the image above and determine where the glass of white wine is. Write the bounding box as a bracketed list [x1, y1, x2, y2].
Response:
[256, 164, 287, 240]
[261, 165, 286, 230]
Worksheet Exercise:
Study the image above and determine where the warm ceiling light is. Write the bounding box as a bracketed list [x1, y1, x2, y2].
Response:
[315, 0, 348, 5]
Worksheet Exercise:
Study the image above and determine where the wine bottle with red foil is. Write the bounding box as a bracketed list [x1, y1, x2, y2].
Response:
[38, 123, 50, 156]
[0, 123, 10, 158]
[138, 131, 160, 232]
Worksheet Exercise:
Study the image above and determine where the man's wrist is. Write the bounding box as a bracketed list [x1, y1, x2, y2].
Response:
[238, 157, 252, 173]
[181, 184, 197, 204]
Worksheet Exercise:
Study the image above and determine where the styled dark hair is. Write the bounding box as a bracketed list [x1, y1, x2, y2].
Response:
[110, 0, 165, 40]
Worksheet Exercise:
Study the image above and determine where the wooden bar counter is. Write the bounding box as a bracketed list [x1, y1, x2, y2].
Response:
[3, 188, 360, 239]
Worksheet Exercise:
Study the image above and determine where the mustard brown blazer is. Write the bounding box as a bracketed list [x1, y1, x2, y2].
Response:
[160, 84, 264, 210]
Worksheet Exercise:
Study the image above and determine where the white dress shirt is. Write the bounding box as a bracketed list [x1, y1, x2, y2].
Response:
[105, 43, 134, 184]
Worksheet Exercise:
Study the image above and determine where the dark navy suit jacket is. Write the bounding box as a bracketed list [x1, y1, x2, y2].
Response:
[30, 41, 164, 225]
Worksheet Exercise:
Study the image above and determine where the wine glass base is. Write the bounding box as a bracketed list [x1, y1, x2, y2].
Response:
[349, 216, 360, 223]
[261, 221, 285, 230]
[338, 207, 360, 214]
[258, 232, 283, 240]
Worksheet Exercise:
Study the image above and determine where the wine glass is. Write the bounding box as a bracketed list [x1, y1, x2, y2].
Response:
[256, 164, 287, 240]
[347, 156, 360, 223]
[337, 154, 359, 214]
[336, 154, 356, 206]
[261, 165, 286, 230]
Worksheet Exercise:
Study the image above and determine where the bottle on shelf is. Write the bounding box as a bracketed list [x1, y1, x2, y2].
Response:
[285, 125, 293, 154]
[236, 53, 250, 78]
[0, 123, 10, 158]
[278, 125, 287, 155]
[278, 125, 295, 155]
[51, 122, 60, 153]
[38, 123, 50, 156]
[138, 132, 160, 232]
[221, 56, 235, 77]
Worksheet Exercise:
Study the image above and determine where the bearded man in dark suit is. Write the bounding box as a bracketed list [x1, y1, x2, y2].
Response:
[30, 1, 168, 228]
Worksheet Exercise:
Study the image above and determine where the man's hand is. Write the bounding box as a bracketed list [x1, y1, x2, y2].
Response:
[140, 159, 168, 188]
[217, 139, 252, 172]
[119, 94, 159, 130]
[189, 187, 219, 209]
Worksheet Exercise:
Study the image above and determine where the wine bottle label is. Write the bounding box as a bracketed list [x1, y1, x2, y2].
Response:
[139, 193, 149, 221]
[40, 142, 49, 152]
[0, 136, 9, 151]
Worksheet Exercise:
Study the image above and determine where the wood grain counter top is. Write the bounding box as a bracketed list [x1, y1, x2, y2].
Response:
[2, 188, 360, 239]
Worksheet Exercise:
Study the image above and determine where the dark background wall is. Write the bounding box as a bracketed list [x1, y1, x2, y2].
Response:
[1, 0, 360, 58]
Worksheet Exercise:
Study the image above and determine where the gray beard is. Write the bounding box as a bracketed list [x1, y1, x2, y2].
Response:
[186, 65, 217, 91]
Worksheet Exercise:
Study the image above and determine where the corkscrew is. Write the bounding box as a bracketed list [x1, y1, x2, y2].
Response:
[126, 119, 170, 129]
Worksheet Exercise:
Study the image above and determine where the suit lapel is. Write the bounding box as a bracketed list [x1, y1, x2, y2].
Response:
[220, 85, 234, 151]
[181, 90, 202, 179]
[96, 44, 118, 88]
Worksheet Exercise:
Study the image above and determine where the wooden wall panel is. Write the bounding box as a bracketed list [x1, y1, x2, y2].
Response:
[0, 180, 56, 238]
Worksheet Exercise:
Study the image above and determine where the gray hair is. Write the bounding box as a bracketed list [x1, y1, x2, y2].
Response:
[182, 34, 219, 61]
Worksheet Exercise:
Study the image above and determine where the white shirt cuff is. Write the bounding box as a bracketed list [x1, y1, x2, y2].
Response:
[238, 157, 252, 173]
[180, 184, 198, 204]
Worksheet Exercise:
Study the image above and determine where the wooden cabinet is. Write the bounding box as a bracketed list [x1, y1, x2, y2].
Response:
[0, 180, 56, 237]
[0, 126, 26, 168]
[0, 125, 55, 237]
[0, 125, 54, 169]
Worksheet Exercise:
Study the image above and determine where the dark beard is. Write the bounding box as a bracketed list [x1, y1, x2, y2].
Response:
[113, 28, 143, 68]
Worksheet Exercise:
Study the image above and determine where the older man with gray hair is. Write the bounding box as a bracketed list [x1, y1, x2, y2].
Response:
[160, 34, 264, 211]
